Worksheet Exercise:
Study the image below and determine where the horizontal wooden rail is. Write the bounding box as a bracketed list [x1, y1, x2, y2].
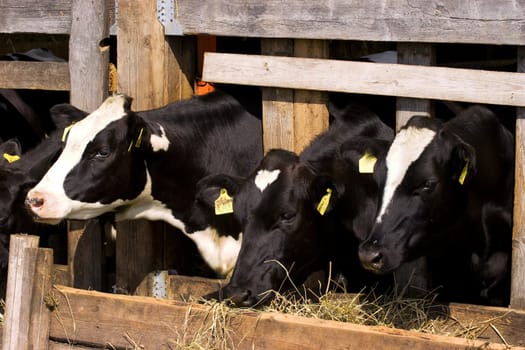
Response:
[203, 52, 525, 107]
[48, 285, 520, 349]
[0, 61, 70, 90]
[176, 0, 525, 45]
[0, 0, 73, 34]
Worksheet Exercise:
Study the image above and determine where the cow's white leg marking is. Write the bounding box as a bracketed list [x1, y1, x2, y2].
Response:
[376, 126, 436, 223]
[254, 169, 281, 192]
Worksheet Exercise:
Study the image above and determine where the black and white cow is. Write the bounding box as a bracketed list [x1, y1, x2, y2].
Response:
[192, 104, 394, 307]
[26, 91, 263, 278]
[358, 105, 514, 305]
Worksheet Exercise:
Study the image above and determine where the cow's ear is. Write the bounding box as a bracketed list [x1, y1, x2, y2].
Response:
[0, 139, 22, 164]
[309, 175, 339, 216]
[49, 103, 89, 130]
[340, 137, 390, 174]
[195, 174, 244, 211]
[443, 130, 477, 185]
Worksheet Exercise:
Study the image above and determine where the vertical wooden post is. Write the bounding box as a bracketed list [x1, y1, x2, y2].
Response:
[394, 43, 435, 295]
[395, 43, 435, 131]
[3, 235, 53, 349]
[116, 0, 195, 294]
[68, 220, 103, 291]
[69, 0, 110, 112]
[261, 39, 329, 153]
[511, 47, 525, 309]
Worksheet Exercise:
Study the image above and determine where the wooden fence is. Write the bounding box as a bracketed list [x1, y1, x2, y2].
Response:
[1, 0, 525, 348]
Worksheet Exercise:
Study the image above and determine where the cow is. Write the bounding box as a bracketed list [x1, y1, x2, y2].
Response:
[358, 105, 514, 306]
[26, 91, 263, 278]
[191, 103, 394, 307]
[0, 104, 88, 298]
[0, 48, 69, 150]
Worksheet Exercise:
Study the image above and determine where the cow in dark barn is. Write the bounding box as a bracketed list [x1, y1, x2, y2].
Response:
[26, 90, 263, 278]
[358, 105, 514, 306]
[0, 48, 69, 151]
[0, 103, 88, 298]
[191, 103, 395, 307]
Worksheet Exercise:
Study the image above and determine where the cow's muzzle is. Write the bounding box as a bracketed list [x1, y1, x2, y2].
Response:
[358, 241, 386, 273]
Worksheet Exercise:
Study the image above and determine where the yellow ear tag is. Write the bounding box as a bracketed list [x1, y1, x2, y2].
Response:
[316, 188, 332, 216]
[458, 158, 469, 185]
[128, 128, 144, 152]
[214, 188, 234, 215]
[3, 153, 20, 163]
[61, 123, 75, 143]
[359, 152, 377, 174]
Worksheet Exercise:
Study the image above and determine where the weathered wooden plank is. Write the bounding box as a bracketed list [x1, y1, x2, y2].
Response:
[69, 0, 110, 112]
[0, 0, 72, 34]
[292, 39, 329, 153]
[203, 53, 525, 107]
[48, 285, 520, 349]
[2, 235, 40, 349]
[511, 47, 525, 310]
[0, 61, 70, 90]
[175, 0, 525, 45]
[261, 39, 295, 152]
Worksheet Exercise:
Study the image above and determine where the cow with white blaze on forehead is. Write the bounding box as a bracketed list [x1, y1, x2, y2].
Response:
[359, 105, 514, 305]
[192, 104, 395, 307]
[26, 91, 262, 278]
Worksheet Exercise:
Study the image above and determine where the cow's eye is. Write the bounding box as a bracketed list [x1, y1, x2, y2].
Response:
[415, 180, 436, 195]
[92, 150, 110, 159]
[280, 212, 296, 222]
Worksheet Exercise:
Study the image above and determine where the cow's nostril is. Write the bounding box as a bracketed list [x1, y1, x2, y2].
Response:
[25, 196, 44, 208]
[229, 290, 251, 306]
[370, 250, 383, 265]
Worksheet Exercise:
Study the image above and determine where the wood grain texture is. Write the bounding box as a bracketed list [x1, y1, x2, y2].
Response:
[69, 0, 110, 112]
[511, 47, 525, 310]
[0, 61, 69, 90]
[175, 0, 525, 45]
[203, 52, 525, 107]
[48, 285, 519, 349]
[0, 0, 72, 34]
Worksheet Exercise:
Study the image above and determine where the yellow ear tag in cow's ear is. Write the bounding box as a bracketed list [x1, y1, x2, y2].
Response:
[3, 153, 20, 163]
[458, 158, 469, 185]
[214, 188, 234, 215]
[61, 123, 75, 143]
[316, 188, 332, 216]
[359, 152, 377, 174]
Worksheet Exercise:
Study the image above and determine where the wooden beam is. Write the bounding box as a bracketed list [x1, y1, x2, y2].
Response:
[48, 285, 519, 349]
[0, 0, 73, 34]
[175, 0, 525, 45]
[69, 0, 110, 112]
[203, 53, 525, 107]
[511, 47, 525, 310]
[0, 61, 69, 90]
[260, 39, 328, 153]
[2, 235, 53, 349]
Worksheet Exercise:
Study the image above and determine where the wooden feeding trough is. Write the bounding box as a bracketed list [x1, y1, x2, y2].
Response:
[1, 0, 525, 348]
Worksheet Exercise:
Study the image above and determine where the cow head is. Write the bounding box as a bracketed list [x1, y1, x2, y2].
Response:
[0, 104, 88, 231]
[359, 116, 476, 274]
[26, 94, 158, 223]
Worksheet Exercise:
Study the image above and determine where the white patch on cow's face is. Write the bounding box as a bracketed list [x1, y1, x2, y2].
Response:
[254, 169, 281, 192]
[376, 126, 436, 223]
[27, 95, 130, 220]
[150, 124, 170, 152]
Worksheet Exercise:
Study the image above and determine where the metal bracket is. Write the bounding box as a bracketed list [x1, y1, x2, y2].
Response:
[157, 0, 184, 35]
[109, 0, 184, 36]
[151, 270, 169, 299]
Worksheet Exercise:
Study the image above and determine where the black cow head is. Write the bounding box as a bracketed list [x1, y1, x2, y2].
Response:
[359, 116, 476, 275]
[221, 162, 339, 307]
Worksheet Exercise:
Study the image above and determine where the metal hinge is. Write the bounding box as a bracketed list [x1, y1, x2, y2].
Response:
[109, 0, 184, 36]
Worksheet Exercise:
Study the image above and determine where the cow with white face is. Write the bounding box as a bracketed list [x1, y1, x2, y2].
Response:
[26, 91, 262, 277]
[359, 105, 514, 305]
